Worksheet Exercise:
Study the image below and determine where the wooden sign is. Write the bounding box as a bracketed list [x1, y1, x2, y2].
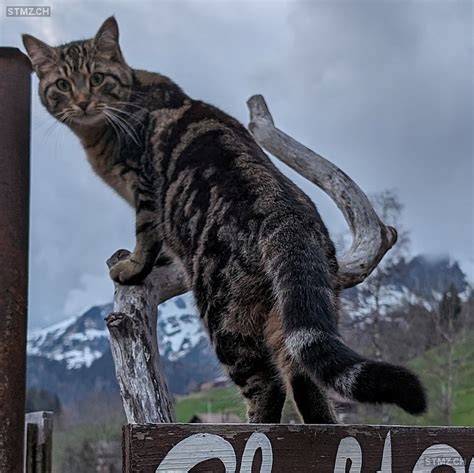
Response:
[123, 423, 474, 472]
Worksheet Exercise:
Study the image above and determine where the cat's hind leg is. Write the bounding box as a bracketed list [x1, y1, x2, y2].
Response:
[264, 308, 337, 424]
[290, 372, 338, 424]
[214, 331, 286, 423]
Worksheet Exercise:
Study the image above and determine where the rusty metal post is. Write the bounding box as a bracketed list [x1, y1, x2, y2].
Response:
[0, 47, 31, 473]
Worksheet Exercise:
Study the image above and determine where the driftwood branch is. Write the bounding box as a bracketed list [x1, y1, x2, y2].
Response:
[247, 94, 397, 288]
[105, 250, 175, 423]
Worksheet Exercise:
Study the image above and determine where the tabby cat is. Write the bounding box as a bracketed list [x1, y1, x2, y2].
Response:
[23, 17, 426, 423]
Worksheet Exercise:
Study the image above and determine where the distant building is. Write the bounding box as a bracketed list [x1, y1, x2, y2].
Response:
[334, 400, 359, 424]
[189, 412, 242, 423]
[199, 375, 231, 392]
[94, 440, 121, 473]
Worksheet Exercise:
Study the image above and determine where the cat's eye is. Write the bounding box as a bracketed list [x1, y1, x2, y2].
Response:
[90, 73, 105, 87]
[56, 79, 71, 92]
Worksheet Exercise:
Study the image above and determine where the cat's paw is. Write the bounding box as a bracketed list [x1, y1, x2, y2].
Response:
[109, 256, 147, 285]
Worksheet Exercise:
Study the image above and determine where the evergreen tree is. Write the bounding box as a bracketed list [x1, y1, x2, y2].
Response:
[26, 387, 62, 416]
[439, 284, 462, 331]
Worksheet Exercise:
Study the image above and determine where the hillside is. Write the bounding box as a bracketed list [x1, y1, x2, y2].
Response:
[398, 337, 474, 426]
[174, 337, 474, 426]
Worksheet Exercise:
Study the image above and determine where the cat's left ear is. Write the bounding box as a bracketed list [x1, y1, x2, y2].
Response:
[94, 16, 122, 61]
[22, 34, 57, 76]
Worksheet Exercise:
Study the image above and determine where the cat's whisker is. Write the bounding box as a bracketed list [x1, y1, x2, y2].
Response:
[41, 121, 60, 144]
[104, 109, 141, 146]
[42, 110, 74, 141]
[112, 101, 149, 112]
[34, 115, 56, 132]
[103, 111, 124, 151]
[35, 108, 73, 133]
[105, 105, 145, 125]
[103, 110, 129, 144]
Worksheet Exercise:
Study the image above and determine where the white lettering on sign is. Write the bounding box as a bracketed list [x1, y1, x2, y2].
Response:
[334, 436, 362, 472]
[154, 430, 472, 473]
[155, 432, 273, 473]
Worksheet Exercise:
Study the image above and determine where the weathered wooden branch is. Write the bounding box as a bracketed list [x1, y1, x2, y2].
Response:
[247, 94, 397, 289]
[105, 250, 175, 423]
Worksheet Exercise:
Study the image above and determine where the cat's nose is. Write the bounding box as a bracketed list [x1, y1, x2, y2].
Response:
[77, 101, 89, 111]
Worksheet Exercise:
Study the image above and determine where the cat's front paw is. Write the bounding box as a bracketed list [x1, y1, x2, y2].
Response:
[109, 256, 148, 285]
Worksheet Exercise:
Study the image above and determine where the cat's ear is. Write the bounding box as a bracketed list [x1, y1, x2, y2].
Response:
[94, 16, 122, 60]
[22, 34, 57, 76]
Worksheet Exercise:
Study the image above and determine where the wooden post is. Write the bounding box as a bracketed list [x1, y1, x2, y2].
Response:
[24, 411, 53, 473]
[106, 250, 176, 424]
[0, 47, 31, 473]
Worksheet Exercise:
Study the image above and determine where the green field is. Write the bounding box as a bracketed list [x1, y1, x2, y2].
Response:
[400, 336, 474, 426]
[175, 385, 245, 422]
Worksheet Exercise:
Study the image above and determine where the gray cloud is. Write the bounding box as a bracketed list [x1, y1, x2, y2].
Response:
[1, 0, 471, 329]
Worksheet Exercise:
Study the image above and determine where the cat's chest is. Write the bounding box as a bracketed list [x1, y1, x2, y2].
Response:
[86, 148, 136, 206]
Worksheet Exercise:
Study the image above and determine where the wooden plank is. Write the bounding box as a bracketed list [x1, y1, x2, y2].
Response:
[124, 423, 474, 472]
[24, 411, 53, 473]
[25, 423, 37, 473]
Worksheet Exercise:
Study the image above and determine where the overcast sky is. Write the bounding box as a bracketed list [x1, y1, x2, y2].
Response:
[1, 0, 472, 330]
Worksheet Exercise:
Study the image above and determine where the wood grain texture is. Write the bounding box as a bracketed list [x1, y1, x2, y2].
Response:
[25, 423, 38, 473]
[106, 250, 176, 424]
[124, 423, 474, 473]
[24, 411, 53, 473]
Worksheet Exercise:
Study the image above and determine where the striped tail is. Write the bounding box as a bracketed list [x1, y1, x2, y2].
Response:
[266, 227, 427, 415]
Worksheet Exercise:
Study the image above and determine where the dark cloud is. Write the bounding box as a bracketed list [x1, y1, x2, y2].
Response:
[2, 0, 471, 329]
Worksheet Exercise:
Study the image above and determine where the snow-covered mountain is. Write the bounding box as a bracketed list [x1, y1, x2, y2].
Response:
[27, 293, 221, 402]
[28, 305, 112, 369]
[27, 255, 470, 405]
[28, 294, 208, 370]
[343, 255, 471, 319]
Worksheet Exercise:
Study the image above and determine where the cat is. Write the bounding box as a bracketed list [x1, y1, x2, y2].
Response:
[23, 16, 426, 423]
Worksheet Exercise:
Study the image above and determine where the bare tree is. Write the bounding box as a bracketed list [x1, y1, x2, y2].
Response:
[427, 285, 471, 425]
[346, 190, 409, 355]
[341, 190, 410, 423]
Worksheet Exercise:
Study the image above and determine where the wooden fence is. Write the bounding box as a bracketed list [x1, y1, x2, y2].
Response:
[25, 412, 53, 473]
[123, 423, 474, 472]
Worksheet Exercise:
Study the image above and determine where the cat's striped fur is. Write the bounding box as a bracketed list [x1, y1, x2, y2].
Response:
[23, 17, 426, 423]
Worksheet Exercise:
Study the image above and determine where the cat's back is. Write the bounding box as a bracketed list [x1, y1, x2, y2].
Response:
[152, 98, 285, 192]
[154, 98, 328, 258]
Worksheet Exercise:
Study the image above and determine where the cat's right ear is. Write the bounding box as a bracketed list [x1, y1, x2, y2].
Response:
[22, 34, 57, 76]
[94, 16, 123, 61]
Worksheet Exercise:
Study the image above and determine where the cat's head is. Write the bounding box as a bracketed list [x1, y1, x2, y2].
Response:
[22, 16, 132, 127]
